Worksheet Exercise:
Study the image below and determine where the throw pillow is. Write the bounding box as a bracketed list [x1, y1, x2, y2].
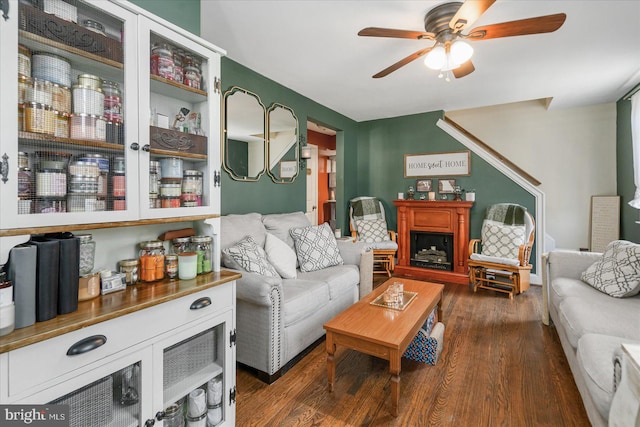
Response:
[222, 235, 279, 278]
[480, 221, 526, 260]
[581, 240, 640, 298]
[355, 219, 390, 243]
[264, 232, 297, 279]
[289, 223, 344, 272]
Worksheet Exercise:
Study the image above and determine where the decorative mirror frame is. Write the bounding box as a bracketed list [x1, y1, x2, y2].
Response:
[222, 86, 267, 181]
[267, 103, 299, 183]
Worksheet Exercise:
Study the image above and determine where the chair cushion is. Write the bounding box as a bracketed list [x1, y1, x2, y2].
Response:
[355, 218, 390, 243]
[470, 253, 521, 266]
[581, 240, 640, 298]
[222, 235, 279, 278]
[290, 223, 344, 272]
[480, 220, 525, 260]
[264, 232, 297, 279]
[368, 240, 398, 251]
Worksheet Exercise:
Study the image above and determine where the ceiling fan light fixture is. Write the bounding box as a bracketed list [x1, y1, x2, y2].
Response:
[424, 44, 446, 70]
[450, 39, 473, 65]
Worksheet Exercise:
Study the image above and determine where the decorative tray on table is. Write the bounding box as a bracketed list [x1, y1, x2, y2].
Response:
[370, 291, 418, 311]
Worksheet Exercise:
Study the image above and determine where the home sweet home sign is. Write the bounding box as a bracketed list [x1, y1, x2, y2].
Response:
[404, 151, 470, 177]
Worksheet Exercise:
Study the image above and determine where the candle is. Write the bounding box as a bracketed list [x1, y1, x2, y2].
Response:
[178, 252, 198, 280]
[428, 191, 436, 200]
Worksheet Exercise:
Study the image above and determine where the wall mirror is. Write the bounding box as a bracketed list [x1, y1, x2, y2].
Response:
[223, 86, 267, 181]
[267, 103, 299, 183]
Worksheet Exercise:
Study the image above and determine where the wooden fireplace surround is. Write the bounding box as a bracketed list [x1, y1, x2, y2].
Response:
[393, 200, 474, 285]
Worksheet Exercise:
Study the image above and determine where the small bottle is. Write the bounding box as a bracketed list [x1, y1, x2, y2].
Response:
[165, 255, 178, 279]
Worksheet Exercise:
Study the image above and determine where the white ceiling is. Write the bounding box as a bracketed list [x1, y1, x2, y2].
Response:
[201, 0, 640, 123]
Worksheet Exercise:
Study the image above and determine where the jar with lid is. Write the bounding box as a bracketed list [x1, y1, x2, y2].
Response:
[151, 43, 175, 80]
[149, 161, 160, 196]
[190, 235, 212, 274]
[77, 234, 96, 275]
[171, 237, 191, 255]
[139, 240, 165, 282]
[118, 259, 139, 285]
[102, 80, 122, 123]
[162, 401, 185, 427]
[182, 170, 203, 195]
[165, 255, 178, 279]
[173, 49, 184, 84]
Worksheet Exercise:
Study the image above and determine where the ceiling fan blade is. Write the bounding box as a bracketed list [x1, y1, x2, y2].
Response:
[358, 27, 435, 40]
[453, 60, 475, 78]
[373, 46, 434, 78]
[449, 0, 496, 32]
[468, 13, 567, 40]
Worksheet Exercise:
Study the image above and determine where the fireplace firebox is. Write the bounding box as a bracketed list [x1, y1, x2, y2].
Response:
[410, 231, 453, 271]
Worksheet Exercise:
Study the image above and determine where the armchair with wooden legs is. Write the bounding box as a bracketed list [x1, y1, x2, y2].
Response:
[468, 203, 535, 299]
[349, 197, 398, 277]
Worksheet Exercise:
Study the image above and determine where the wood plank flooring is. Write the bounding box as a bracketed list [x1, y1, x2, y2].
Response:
[235, 279, 589, 426]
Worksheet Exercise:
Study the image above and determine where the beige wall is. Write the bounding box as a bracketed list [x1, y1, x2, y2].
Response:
[447, 100, 617, 250]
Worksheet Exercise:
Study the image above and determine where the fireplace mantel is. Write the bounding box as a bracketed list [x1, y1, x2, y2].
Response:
[393, 200, 474, 285]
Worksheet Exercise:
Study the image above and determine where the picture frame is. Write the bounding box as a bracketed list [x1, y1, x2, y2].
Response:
[279, 160, 298, 179]
[438, 179, 456, 194]
[416, 179, 432, 192]
[404, 150, 471, 177]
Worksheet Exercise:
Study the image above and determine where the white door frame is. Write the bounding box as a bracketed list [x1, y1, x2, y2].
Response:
[305, 144, 319, 225]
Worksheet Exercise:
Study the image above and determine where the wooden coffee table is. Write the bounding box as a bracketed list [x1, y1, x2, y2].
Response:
[323, 277, 444, 416]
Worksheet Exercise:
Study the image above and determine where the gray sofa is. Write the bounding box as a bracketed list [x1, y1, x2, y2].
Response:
[221, 212, 374, 383]
[543, 249, 640, 426]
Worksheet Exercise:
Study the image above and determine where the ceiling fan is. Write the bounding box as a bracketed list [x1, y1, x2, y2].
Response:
[358, 0, 566, 80]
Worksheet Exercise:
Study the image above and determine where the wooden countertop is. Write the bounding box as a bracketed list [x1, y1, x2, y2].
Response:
[0, 270, 241, 354]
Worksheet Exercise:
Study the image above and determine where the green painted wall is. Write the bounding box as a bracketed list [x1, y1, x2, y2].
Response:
[220, 58, 359, 231]
[617, 99, 639, 242]
[357, 111, 537, 268]
[128, 0, 200, 34]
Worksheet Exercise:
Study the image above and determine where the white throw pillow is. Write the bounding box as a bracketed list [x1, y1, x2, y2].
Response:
[222, 235, 279, 278]
[264, 232, 297, 279]
[289, 223, 344, 272]
[581, 240, 640, 298]
[481, 221, 526, 260]
[356, 218, 390, 243]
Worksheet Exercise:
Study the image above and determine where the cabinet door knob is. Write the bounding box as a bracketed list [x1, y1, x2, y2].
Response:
[190, 297, 212, 310]
[66, 335, 107, 356]
[155, 411, 165, 420]
[130, 142, 139, 151]
[142, 144, 151, 152]
[144, 419, 155, 427]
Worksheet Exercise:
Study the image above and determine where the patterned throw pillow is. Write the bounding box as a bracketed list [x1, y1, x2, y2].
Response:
[289, 223, 344, 272]
[480, 221, 526, 260]
[356, 219, 390, 243]
[222, 235, 279, 277]
[581, 240, 640, 298]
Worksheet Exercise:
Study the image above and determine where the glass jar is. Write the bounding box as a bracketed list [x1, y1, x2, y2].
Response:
[112, 172, 126, 197]
[172, 237, 191, 255]
[163, 401, 185, 427]
[165, 255, 178, 279]
[149, 161, 160, 196]
[118, 259, 139, 285]
[139, 240, 165, 282]
[190, 235, 212, 274]
[151, 43, 175, 80]
[78, 273, 100, 301]
[102, 80, 122, 123]
[77, 234, 96, 275]
[182, 170, 203, 195]
[173, 49, 184, 84]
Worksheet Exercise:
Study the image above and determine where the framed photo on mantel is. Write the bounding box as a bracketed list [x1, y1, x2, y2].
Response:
[404, 150, 470, 177]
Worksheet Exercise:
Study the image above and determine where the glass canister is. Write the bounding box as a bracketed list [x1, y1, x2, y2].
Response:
[139, 240, 165, 282]
[190, 235, 212, 274]
[165, 255, 178, 279]
[149, 161, 160, 197]
[102, 80, 122, 123]
[182, 170, 203, 195]
[150, 43, 175, 80]
[172, 237, 191, 255]
[163, 401, 185, 427]
[77, 234, 96, 275]
[118, 259, 139, 285]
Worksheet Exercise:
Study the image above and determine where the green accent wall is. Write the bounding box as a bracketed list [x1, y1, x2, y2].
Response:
[128, 0, 200, 34]
[617, 99, 639, 242]
[220, 58, 359, 231]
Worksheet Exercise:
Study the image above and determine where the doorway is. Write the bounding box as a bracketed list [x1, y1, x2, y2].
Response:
[306, 121, 337, 227]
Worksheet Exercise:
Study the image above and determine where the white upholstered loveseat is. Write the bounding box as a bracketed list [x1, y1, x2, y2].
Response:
[220, 211, 373, 383]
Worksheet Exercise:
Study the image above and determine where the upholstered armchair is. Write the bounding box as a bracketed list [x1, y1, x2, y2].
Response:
[468, 203, 535, 298]
[349, 196, 398, 276]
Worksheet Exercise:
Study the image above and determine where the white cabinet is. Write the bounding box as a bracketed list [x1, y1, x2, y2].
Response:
[1, 280, 236, 427]
[0, 0, 223, 230]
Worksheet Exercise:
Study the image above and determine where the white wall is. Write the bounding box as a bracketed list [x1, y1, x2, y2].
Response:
[447, 100, 617, 250]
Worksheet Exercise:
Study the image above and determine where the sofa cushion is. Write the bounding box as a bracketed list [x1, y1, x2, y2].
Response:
[264, 232, 297, 279]
[222, 236, 279, 278]
[576, 334, 637, 420]
[581, 240, 640, 298]
[220, 213, 266, 251]
[549, 277, 606, 314]
[262, 211, 310, 251]
[480, 221, 525, 260]
[290, 223, 344, 272]
[281, 279, 330, 326]
[557, 294, 640, 348]
[355, 218, 389, 243]
[297, 264, 359, 300]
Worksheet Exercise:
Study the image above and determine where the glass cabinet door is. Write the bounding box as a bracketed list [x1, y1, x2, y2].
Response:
[0, 0, 139, 229]
[137, 17, 222, 219]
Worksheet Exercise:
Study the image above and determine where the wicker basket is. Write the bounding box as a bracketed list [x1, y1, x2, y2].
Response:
[163, 328, 216, 389]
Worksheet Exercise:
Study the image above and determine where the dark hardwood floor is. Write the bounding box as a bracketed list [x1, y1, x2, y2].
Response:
[235, 278, 589, 426]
